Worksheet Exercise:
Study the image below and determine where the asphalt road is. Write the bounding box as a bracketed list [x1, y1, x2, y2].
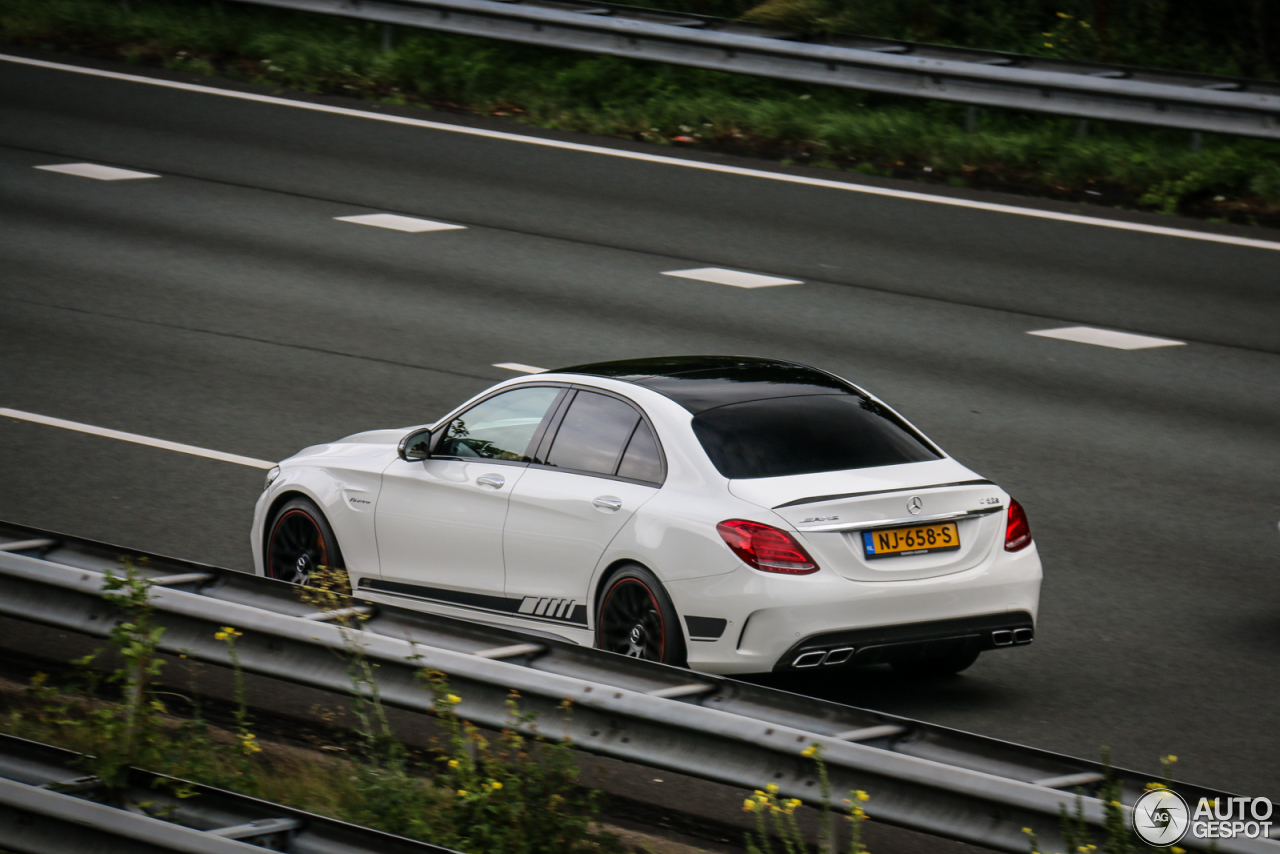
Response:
[1, 48, 1278, 801]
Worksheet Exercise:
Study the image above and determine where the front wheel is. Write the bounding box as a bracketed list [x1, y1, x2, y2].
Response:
[265, 496, 345, 587]
[596, 565, 686, 667]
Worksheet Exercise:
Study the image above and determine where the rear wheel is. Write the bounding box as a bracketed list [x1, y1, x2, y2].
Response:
[266, 497, 345, 587]
[889, 642, 980, 677]
[596, 565, 686, 666]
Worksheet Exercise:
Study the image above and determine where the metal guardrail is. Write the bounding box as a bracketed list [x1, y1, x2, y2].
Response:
[222, 0, 1280, 139]
[0, 522, 1275, 854]
[0, 732, 457, 854]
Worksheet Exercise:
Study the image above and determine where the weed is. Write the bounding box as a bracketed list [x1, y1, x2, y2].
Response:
[3, 0, 1279, 222]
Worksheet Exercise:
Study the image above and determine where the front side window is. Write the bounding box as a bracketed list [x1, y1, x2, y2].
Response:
[692, 394, 939, 479]
[545, 391, 642, 476]
[436, 387, 561, 462]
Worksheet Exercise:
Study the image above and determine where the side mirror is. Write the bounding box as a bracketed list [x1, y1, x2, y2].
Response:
[398, 428, 433, 462]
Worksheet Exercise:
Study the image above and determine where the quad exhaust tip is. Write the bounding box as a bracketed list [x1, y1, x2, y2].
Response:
[791, 628, 1033, 667]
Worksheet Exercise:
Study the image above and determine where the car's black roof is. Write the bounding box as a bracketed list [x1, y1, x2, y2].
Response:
[553, 356, 856, 414]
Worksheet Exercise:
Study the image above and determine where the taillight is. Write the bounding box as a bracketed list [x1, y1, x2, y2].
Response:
[1005, 498, 1032, 552]
[717, 520, 819, 574]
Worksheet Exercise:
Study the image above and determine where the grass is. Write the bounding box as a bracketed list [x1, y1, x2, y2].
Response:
[3, 0, 1280, 225]
[0, 564, 626, 854]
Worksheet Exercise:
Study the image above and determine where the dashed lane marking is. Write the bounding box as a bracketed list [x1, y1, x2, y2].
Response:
[6, 53, 1280, 254]
[661, 268, 802, 288]
[1027, 327, 1187, 350]
[493, 363, 548, 374]
[35, 163, 159, 181]
[0, 408, 274, 469]
[334, 213, 467, 232]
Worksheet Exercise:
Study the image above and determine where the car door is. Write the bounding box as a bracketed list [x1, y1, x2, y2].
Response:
[502, 389, 664, 626]
[372, 385, 564, 609]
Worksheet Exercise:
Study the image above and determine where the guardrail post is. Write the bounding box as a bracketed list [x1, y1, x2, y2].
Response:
[1076, 119, 1090, 138]
[382, 23, 394, 51]
[965, 105, 978, 133]
[1190, 130, 1203, 151]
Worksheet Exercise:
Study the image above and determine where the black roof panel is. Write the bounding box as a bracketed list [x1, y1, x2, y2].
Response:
[554, 355, 854, 413]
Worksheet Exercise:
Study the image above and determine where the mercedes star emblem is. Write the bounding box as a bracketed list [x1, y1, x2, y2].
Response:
[907, 496, 923, 515]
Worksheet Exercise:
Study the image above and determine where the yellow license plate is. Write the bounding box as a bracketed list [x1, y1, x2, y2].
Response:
[861, 522, 960, 559]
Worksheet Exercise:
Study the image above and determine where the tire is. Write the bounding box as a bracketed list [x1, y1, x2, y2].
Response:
[265, 496, 345, 587]
[596, 564, 686, 667]
[889, 642, 980, 677]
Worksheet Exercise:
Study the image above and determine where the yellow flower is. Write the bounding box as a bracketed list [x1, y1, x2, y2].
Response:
[787, 798, 802, 808]
[1023, 828, 1034, 835]
[448, 759, 459, 769]
[856, 790, 870, 802]
[489, 781, 503, 790]
[457, 790, 468, 797]
[801, 745, 818, 758]
[766, 783, 779, 794]
[1044, 42, 1054, 48]
[1056, 11, 1070, 17]
[754, 789, 766, 797]
[239, 733, 261, 754]
[1171, 848, 1185, 854]
[446, 693, 462, 705]
[1166, 755, 1178, 763]
[743, 799, 756, 812]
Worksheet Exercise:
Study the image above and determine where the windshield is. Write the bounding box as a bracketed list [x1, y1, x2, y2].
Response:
[691, 394, 940, 479]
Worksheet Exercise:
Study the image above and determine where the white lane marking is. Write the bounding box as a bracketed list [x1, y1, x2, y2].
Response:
[494, 362, 547, 373]
[6, 54, 1280, 254]
[662, 267, 802, 288]
[1027, 327, 1187, 350]
[0, 408, 275, 469]
[334, 213, 466, 232]
[35, 162, 159, 180]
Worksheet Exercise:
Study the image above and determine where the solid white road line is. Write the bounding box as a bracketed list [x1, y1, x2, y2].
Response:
[334, 213, 466, 232]
[1027, 327, 1187, 350]
[7, 52, 1280, 254]
[662, 267, 802, 288]
[0, 408, 275, 469]
[36, 162, 159, 180]
[493, 363, 548, 373]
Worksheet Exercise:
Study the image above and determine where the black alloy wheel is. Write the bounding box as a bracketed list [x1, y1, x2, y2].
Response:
[266, 497, 343, 586]
[597, 565, 685, 666]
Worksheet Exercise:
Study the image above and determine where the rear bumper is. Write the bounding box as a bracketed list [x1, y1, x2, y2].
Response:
[667, 540, 1041, 675]
[774, 611, 1034, 671]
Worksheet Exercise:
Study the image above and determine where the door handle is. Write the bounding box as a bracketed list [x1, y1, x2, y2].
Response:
[476, 474, 506, 489]
[593, 496, 622, 511]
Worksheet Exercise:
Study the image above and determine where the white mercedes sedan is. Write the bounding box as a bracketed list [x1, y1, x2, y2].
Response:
[252, 356, 1041, 677]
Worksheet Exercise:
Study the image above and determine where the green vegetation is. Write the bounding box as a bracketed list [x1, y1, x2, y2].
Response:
[0, 561, 1194, 854]
[2, 564, 624, 854]
[733, 0, 1277, 79]
[2, 0, 1279, 223]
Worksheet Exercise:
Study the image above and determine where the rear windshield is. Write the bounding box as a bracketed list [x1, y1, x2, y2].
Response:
[691, 394, 940, 479]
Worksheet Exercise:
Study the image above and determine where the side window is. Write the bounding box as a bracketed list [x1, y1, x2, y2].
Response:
[545, 391, 640, 476]
[435, 387, 561, 462]
[617, 420, 664, 484]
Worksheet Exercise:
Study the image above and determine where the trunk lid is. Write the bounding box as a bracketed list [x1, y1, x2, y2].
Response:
[730, 459, 1009, 582]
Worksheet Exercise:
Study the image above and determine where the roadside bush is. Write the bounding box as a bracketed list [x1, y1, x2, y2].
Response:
[3, 0, 1280, 222]
[0, 561, 621, 854]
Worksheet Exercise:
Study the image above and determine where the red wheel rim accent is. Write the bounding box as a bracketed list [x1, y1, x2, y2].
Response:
[267, 509, 329, 585]
[599, 577, 665, 662]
